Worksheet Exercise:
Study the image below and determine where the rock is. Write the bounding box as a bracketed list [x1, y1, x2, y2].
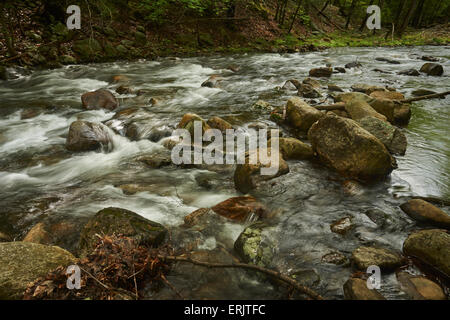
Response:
[234, 148, 289, 194]
[328, 84, 344, 92]
[309, 67, 333, 78]
[23, 223, 51, 245]
[330, 109, 350, 118]
[66, 121, 112, 152]
[227, 65, 240, 72]
[308, 113, 396, 181]
[21, 108, 41, 120]
[345, 62, 362, 69]
[396, 271, 446, 300]
[334, 92, 372, 104]
[0, 242, 75, 299]
[201, 75, 220, 88]
[400, 199, 450, 229]
[81, 89, 118, 110]
[373, 68, 391, 74]
[138, 153, 172, 168]
[412, 89, 436, 96]
[177, 113, 211, 137]
[351, 84, 386, 95]
[0, 232, 11, 242]
[420, 63, 444, 76]
[234, 222, 274, 267]
[285, 97, 323, 132]
[345, 99, 387, 122]
[282, 80, 299, 90]
[343, 278, 386, 300]
[330, 217, 353, 235]
[134, 31, 146, 46]
[297, 83, 321, 98]
[370, 91, 405, 100]
[357, 116, 407, 155]
[398, 69, 420, 76]
[78, 207, 167, 256]
[115, 85, 133, 95]
[421, 56, 439, 62]
[183, 208, 214, 227]
[322, 251, 347, 265]
[369, 99, 411, 125]
[375, 57, 401, 64]
[302, 77, 321, 88]
[207, 116, 233, 132]
[291, 269, 320, 287]
[334, 67, 346, 73]
[251, 100, 272, 111]
[111, 75, 130, 83]
[352, 246, 404, 271]
[211, 196, 267, 222]
[342, 179, 364, 196]
[364, 209, 389, 227]
[403, 229, 450, 277]
[268, 137, 313, 160]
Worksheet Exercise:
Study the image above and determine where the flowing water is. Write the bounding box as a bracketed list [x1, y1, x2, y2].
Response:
[0, 46, 449, 299]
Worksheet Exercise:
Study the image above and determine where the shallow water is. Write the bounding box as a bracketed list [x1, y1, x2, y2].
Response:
[0, 46, 449, 299]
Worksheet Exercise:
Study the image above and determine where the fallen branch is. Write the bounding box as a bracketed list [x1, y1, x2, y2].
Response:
[401, 91, 450, 103]
[159, 254, 323, 300]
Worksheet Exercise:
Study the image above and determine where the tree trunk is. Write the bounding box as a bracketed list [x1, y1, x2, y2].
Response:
[345, 0, 359, 29]
[396, 0, 418, 37]
[288, 0, 303, 33]
[359, 0, 375, 31]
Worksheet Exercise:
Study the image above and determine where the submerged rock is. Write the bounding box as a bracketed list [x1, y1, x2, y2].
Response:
[322, 251, 347, 265]
[375, 57, 400, 64]
[343, 278, 385, 300]
[81, 89, 118, 110]
[66, 121, 112, 152]
[211, 196, 267, 222]
[420, 63, 444, 76]
[330, 217, 353, 235]
[400, 199, 450, 228]
[345, 62, 362, 68]
[78, 207, 167, 257]
[0, 242, 75, 299]
[308, 113, 396, 182]
[396, 271, 446, 300]
[351, 246, 404, 271]
[403, 229, 450, 278]
[285, 97, 323, 132]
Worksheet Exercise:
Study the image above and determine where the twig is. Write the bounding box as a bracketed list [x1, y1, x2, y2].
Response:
[160, 273, 185, 300]
[314, 102, 346, 110]
[78, 266, 111, 290]
[401, 91, 450, 103]
[158, 254, 323, 300]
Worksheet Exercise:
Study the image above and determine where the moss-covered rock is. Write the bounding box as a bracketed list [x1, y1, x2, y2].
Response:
[0, 242, 75, 299]
[234, 222, 275, 267]
[78, 207, 167, 257]
[345, 99, 387, 122]
[343, 278, 385, 300]
[351, 246, 404, 271]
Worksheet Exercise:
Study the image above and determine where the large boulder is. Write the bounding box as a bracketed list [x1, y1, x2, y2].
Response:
[343, 278, 385, 300]
[81, 89, 118, 110]
[234, 148, 289, 194]
[309, 67, 333, 78]
[357, 116, 407, 155]
[396, 271, 447, 300]
[345, 99, 387, 122]
[285, 97, 323, 132]
[211, 196, 267, 222]
[78, 207, 167, 257]
[234, 222, 275, 267]
[268, 137, 313, 160]
[307, 113, 396, 181]
[0, 242, 75, 299]
[420, 63, 444, 76]
[66, 121, 112, 152]
[400, 199, 450, 228]
[403, 229, 450, 278]
[368, 98, 411, 125]
[351, 246, 404, 271]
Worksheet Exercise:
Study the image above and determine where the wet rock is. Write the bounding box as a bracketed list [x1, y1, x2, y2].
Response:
[345, 99, 387, 122]
[334, 67, 346, 73]
[23, 222, 51, 245]
[234, 222, 275, 267]
[302, 77, 321, 89]
[227, 65, 240, 72]
[330, 217, 353, 235]
[298, 83, 321, 98]
[342, 180, 364, 196]
[357, 116, 407, 155]
[234, 148, 289, 194]
[117, 184, 170, 196]
[369, 99, 411, 125]
[0, 232, 12, 242]
[398, 69, 420, 76]
[396, 271, 446, 300]
[251, 100, 272, 111]
[207, 116, 233, 132]
[268, 137, 313, 160]
[177, 113, 211, 136]
[345, 62, 362, 69]
[0, 242, 75, 299]
[148, 126, 172, 142]
[400, 199, 450, 229]
[412, 89, 436, 96]
[66, 121, 112, 152]
[201, 75, 220, 88]
[369, 91, 405, 100]
[211, 196, 267, 222]
[351, 84, 386, 95]
[115, 85, 133, 95]
[111, 75, 130, 83]
[183, 208, 214, 227]
[328, 84, 344, 92]
[420, 63, 444, 76]
[352, 246, 404, 271]
[334, 92, 372, 104]
[309, 67, 333, 78]
[343, 278, 386, 300]
[421, 56, 439, 62]
[403, 229, 450, 277]
[364, 209, 389, 227]
[322, 251, 347, 265]
[20, 108, 41, 120]
[375, 57, 401, 64]
[290, 269, 320, 287]
[282, 79, 300, 90]
[285, 97, 323, 132]
[330, 109, 350, 118]
[138, 152, 172, 168]
[373, 68, 392, 74]
[308, 113, 396, 182]
[78, 207, 167, 257]
[81, 89, 118, 110]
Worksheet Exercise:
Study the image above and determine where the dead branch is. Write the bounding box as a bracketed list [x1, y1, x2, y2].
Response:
[401, 91, 450, 103]
[314, 102, 346, 110]
[159, 254, 323, 300]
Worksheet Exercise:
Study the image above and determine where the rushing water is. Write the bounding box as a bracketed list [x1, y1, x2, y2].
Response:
[0, 46, 449, 299]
